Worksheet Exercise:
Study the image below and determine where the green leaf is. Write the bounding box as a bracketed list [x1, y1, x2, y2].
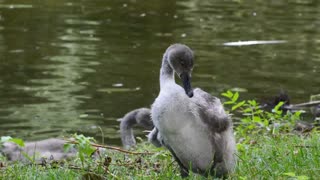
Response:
[221, 91, 233, 99]
[82, 145, 96, 156]
[253, 116, 261, 122]
[255, 109, 263, 114]
[297, 175, 309, 180]
[274, 101, 285, 112]
[248, 124, 256, 130]
[79, 151, 84, 163]
[294, 111, 302, 118]
[1, 136, 25, 147]
[232, 92, 239, 102]
[9, 138, 25, 147]
[232, 100, 246, 111]
[283, 172, 296, 177]
[241, 117, 251, 123]
[64, 143, 74, 153]
[236, 143, 246, 152]
[248, 100, 257, 106]
[239, 177, 247, 180]
[243, 107, 253, 113]
[224, 101, 235, 105]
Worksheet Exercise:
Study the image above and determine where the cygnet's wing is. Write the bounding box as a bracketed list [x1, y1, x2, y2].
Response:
[192, 88, 231, 133]
[192, 88, 232, 177]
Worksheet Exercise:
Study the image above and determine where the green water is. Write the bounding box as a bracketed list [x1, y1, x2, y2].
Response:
[0, 0, 319, 144]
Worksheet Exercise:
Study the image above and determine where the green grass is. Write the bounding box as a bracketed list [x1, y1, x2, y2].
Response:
[1, 133, 319, 180]
[234, 133, 319, 180]
[1, 91, 319, 179]
[1, 164, 79, 180]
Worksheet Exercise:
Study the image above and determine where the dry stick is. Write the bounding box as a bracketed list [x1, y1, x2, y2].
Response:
[66, 140, 154, 155]
[286, 100, 320, 109]
[91, 142, 154, 155]
[294, 145, 316, 148]
[259, 100, 320, 110]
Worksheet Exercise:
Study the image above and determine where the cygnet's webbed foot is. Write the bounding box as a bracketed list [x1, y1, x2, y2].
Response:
[207, 151, 228, 179]
[147, 128, 162, 147]
[208, 165, 228, 179]
[180, 168, 189, 178]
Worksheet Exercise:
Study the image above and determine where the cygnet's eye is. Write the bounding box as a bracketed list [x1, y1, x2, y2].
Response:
[179, 59, 185, 66]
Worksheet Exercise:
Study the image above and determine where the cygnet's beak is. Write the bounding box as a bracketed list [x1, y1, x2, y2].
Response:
[180, 72, 194, 98]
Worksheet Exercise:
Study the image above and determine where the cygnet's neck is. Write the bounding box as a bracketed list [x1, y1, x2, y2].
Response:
[160, 53, 175, 89]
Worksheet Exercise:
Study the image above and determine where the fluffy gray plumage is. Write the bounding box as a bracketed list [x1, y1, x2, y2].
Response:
[1, 138, 76, 162]
[119, 108, 153, 149]
[148, 44, 236, 178]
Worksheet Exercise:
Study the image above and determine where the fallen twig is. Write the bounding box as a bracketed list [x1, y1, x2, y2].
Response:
[286, 100, 320, 109]
[294, 145, 317, 148]
[66, 140, 154, 155]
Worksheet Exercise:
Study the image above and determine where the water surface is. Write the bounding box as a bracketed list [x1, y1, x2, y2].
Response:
[0, 0, 319, 145]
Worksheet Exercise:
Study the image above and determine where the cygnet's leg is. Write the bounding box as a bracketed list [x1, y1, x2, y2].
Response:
[209, 130, 236, 178]
[209, 151, 226, 178]
[148, 128, 188, 177]
[165, 144, 189, 178]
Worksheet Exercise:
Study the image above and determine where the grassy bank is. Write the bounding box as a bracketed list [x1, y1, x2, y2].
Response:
[1, 92, 319, 179]
[0, 132, 319, 179]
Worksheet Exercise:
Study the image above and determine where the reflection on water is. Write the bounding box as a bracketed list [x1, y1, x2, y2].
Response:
[0, 4, 33, 9]
[222, 40, 287, 46]
[0, 0, 319, 145]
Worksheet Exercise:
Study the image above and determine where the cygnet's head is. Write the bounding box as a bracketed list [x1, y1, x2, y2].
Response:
[166, 44, 194, 98]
